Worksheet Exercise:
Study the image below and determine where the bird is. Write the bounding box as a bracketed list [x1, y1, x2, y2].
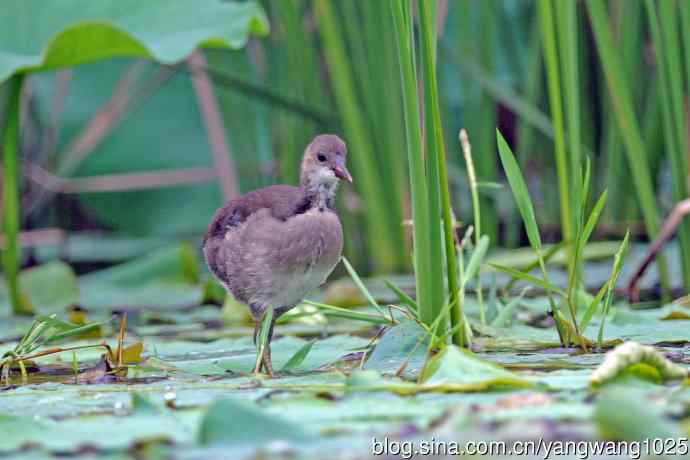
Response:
[202, 134, 352, 376]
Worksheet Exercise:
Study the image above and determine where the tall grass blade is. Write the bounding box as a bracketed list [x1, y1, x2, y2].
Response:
[601, 0, 643, 225]
[567, 187, 606, 335]
[586, 0, 669, 293]
[491, 287, 530, 329]
[390, 0, 436, 331]
[496, 130, 542, 252]
[597, 231, 630, 347]
[645, 0, 690, 288]
[504, 241, 567, 293]
[269, 1, 326, 185]
[682, 3, 690, 95]
[580, 190, 608, 251]
[315, 0, 403, 272]
[384, 279, 418, 312]
[489, 263, 567, 298]
[339, 0, 409, 270]
[464, 235, 490, 287]
[304, 300, 394, 326]
[418, 0, 458, 342]
[579, 280, 608, 332]
[496, 129, 568, 344]
[341, 256, 385, 317]
[555, 0, 582, 248]
[281, 340, 315, 372]
[538, 0, 573, 258]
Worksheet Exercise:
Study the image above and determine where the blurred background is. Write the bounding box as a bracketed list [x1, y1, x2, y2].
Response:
[1, 0, 688, 295]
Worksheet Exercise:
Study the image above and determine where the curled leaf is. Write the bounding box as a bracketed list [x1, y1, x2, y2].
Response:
[590, 341, 688, 386]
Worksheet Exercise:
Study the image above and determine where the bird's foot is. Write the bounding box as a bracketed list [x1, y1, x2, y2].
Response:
[252, 343, 274, 377]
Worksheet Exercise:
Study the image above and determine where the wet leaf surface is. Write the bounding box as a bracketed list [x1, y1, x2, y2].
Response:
[1, 256, 689, 459]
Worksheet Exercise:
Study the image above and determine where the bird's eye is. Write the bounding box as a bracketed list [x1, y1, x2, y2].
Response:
[317, 153, 327, 162]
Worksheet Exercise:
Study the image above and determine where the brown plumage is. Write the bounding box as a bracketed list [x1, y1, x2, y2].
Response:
[202, 134, 352, 375]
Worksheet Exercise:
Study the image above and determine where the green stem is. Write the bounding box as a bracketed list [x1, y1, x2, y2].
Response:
[538, 0, 573, 253]
[460, 130, 484, 326]
[418, 0, 458, 341]
[390, 0, 434, 327]
[2, 74, 30, 315]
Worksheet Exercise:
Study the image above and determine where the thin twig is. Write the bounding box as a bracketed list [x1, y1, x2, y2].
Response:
[186, 65, 336, 126]
[437, 0, 449, 38]
[0, 228, 65, 249]
[8, 344, 109, 364]
[26, 64, 178, 216]
[24, 162, 217, 193]
[40, 70, 73, 160]
[188, 50, 239, 201]
[626, 199, 690, 302]
[58, 62, 148, 176]
[117, 314, 127, 368]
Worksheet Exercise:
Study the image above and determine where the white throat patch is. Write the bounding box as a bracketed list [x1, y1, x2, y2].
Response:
[310, 167, 338, 186]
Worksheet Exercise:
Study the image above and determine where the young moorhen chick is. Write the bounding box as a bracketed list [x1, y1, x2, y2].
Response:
[202, 134, 352, 375]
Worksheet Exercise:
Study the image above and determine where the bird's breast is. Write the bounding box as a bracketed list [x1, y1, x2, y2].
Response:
[281, 208, 343, 271]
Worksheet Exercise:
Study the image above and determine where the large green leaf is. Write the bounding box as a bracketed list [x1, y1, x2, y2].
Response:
[155, 335, 369, 375]
[0, 297, 688, 457]
[30, 59, 223, 236]
[78, 243, 204, 310]
[0, 261, 78, 314]
[0, 0, 268, 83]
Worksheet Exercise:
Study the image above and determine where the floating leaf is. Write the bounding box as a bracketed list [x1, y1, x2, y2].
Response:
[420, 345, 534, 391]
[364, 320, 429, 378]
[198, 398, 309, 445]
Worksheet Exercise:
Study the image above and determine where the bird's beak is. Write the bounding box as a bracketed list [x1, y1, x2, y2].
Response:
[333, 162, 353, 183]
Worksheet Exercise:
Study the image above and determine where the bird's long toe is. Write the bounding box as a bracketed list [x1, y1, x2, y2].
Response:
[262, 344, 274, 377]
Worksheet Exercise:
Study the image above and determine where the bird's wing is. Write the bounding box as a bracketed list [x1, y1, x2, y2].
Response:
[203, 185, 304, 245]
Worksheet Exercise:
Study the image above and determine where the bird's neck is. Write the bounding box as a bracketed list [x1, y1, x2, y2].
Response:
[302, 181, 337, 211]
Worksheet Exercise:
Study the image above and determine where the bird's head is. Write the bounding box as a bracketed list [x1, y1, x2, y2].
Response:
[300, 134, 352, 191]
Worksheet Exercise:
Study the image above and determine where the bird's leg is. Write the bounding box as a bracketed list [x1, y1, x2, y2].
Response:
[252, 307, 276, 376]
[252, 321, 262, 374]
[261, 318, 276, 376]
